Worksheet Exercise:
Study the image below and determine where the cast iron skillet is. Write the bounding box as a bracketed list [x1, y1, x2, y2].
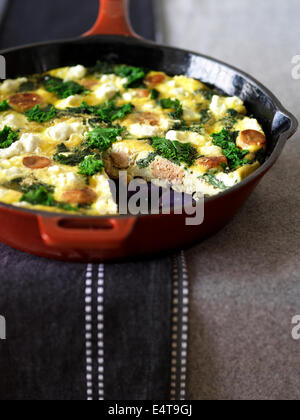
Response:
[0, 0, 298, 262]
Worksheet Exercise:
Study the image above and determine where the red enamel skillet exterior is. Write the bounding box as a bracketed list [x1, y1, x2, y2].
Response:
[0, 0, 298, 262]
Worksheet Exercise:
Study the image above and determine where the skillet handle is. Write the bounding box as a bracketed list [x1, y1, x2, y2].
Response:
[84, 0, 137, 37]
[37, 216, 136, 249]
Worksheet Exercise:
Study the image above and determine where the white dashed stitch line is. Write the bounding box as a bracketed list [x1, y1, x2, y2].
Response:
[97, 264, 105, 401]
[85, 264, 94, 401]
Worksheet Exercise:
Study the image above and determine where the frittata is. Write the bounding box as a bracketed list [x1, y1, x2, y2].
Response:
[0, 62, 266, 215]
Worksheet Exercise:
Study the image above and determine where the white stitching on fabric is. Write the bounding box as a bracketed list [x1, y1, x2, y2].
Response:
[97, 264, 105, 401]
[85, 264, 93, 401]
[170, 256, 179, 400]
[170, 253, 190, 401]
[180, 251, 189, 401]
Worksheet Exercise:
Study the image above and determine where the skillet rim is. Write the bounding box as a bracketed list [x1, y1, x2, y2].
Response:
[0, 34, 298, 220]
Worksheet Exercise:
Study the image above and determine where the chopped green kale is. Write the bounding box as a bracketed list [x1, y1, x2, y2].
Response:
[151, 137, 197, 167]
[197, 89, 221, 101]
[25, 105, 58, 123]
[53, 146, 91, 166]
[199, 172, 227, 190]
[199, 109, 211, 124]
[66, 100, 134, 123]
[86, 126, 124, 151]
[43, 75, 87, 99]
[78, 154, 104, 176]
[160, 98, 183, 120]
[88, 61, 145, 88]
[211, 128, 249, 170]
[136, 152, 157, 169]
[220, 109, 243, 130]
[173, 122, 204, 134]
[0, 126, 19, 149]
[20, 185, 55, 206]
[0, 100, 10, 112]
[20, 183, 77, 211]
[150, 89, 160, 100]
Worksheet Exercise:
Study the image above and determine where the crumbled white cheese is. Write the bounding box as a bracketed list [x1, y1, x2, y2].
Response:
[64, 65, 87, 81]
[166, 130, 206, 147]
[94, 83, 118, 101]
[235, 117, 264, 133]
[183, 107, 200, 122]
[0, 112, 27, 130]
[0, 77, 27, 94]
[123, 92, 135, 101]
[199, 144, 223, 156]
[0, 133, 41, 159]
[0, 167, 25, 181]
[209, 95, 245, 118]
[55, 95, 83, 110]
[129, 123, 159, 137]
[48, 122, 86, 142]
[48, 170, 82, 190]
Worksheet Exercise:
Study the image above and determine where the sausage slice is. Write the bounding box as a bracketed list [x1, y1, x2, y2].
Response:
[236, 130, 266, 151]
[136, 89, 150, 98]
[23, 156, 51, 169]
[63, 188, 97, 205]
[196, 156, 228, 170]
[152, 158, 185, 183]
[145, 73, 165, 87]
[8, 93, 45, 112]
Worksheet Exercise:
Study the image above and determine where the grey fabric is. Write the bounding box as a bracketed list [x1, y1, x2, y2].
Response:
[162, 0, 300, 400]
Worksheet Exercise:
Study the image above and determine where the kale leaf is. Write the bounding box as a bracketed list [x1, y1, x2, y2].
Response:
[20, 183, 78, 211]
[43, 75, 87, 99]
[136, 152, 157, 169]
[151, 137, 197, 167]
[199, 172, 227, 190]
[220, 109, 243, 130]
[0, 126, 19, 149]
[150, 89, 160, 100]
[0, 100, 10, 112]
[66, 100, 134, 123]
[53, 146, 91, 166]
[160, 98, 183, 120]
[88, 61, 145, 88]
[114, 65, 145, 88]
[78, 154, 104, 176]
[211, 128, 249, 170]
[25, 105, 58, 123]
[86, 126, 124, 151]
[20, 185, 55, 206]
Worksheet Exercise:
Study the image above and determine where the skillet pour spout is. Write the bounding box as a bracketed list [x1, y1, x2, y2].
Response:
[0, 0, 297, 262]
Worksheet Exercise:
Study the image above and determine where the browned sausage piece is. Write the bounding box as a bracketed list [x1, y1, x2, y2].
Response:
[136, 89, 150, 98]
[152, 158, 185, 183]
[145, 73, 165, 87]
[23, 156, 52, 169]
[196, 156, 228, 170]
[136, 112, 159, 126]
[63, 189, 97, 205]
[80, 79, 99, 89]
[236, 130, 266, 151]
[8, 93, 45, 112]
[110, 151, 130, 169]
